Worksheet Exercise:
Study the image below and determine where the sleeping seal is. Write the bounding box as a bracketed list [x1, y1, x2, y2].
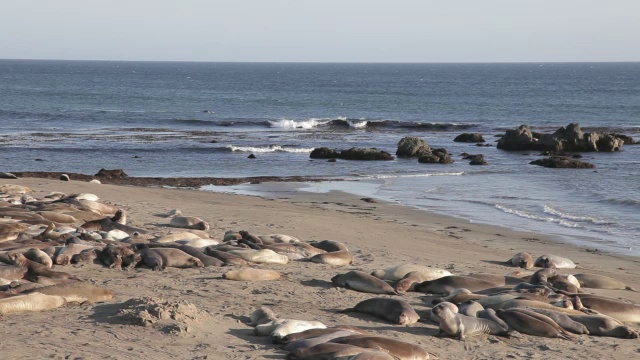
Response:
[331, 271, 398, 295]
[340, 298, 419, 325]
[534, 254, 577, 269]
[431, 302, 509, 339]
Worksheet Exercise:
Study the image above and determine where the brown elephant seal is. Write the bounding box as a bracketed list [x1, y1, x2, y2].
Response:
[36, 211, 77, 224]
[249, 306, 278, 326]
[534, 254, 577, 269]
[507, 252, 534, 269]
[349, 352, 396, 360]
[70, 248, 101, 264]
[0, 265, 28, 280]
[371, 264, 452, 281]
[458, 301, 486, 317]
[137, 247, 163, 271]
[99, 244, 139, 270]
[496, 308, 576, 340]
[281, 326, 367, 343]
[283, 330, 366, 352]
[309, 240, 349, 252]
[203, 247, 249, 266]
[80, 216, 147, 235]
[7, 253, 78, 281]
[23, 248, 53, 268]
[172, 245, 223, 267]
[239, 230, 263, 244]
[340, 297, 419, 325]
[566, 313, 640, 338]
[224, 268, 281, 281]
[331, 335, 432, 360]
[331, 271, 398, 295]
[25, 283, 113, 303]
[573, 273, 637, 291]
[550, 275, 580, 293]
[287, 343, 367, 360]
[573, 295, 640, 323]
[310, 250, 353, 266]
[529, 267, 557, 286]
[151, 248, 204, 269]
[431, 302, 509, 339]
[169, 216, 209, 230]
[432, 288, 487, 305]
[526, 308, 590, 334]
[415, 276, 503, 295]
[394, 271, 437, 292]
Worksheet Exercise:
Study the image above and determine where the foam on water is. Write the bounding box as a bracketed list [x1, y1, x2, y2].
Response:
[226, 145, 315, 153]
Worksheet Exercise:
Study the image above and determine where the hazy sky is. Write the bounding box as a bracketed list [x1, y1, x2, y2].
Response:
[1, 0, 639, 62]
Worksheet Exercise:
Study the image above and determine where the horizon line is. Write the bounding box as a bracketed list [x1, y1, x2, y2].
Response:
[1, 57, 639, 65]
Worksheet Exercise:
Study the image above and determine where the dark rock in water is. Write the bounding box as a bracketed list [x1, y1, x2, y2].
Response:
[132, 156, 140, 158]
[476, 143, 492, 147]
[95, 169, 128, 179]
[540, 151, 553, 156]
[310, 147, 341, 159]
[530, 156, 595, 169]
[498, 123, 625, 152]
[396, 137, 430, 157]
[467, 154, 488, 165]
[60, 174, 70, 181]
[572, 154, 582, 159]
[418, 153, 440, 163]
[327, 158, 337, 162]
[210, 140, 218, 143]
[454, 133, 485, 143]
[34, 158, 45, 162]
[0, 172, 18, 179]
[460, 152, 471, 157]
[610, 133, 636, 145]
[247, 154, 256, 159]
[250, 181, 261, 184]
[339, 148, 394, 161]
[361, 197, 377, 203]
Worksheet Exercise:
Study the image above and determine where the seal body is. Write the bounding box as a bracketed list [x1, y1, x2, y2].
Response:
[309, 251, 353, 266]
[508, 252, 534, 269]
[431, 302, 509, 339]
[496, 308, 576, 339]
[224, 268, 281, 281]
[331, 271, 398, 295]
[332, 335, 431, 360]
[415, 276, 502, 295]
[371, 264, 451, 281]
[169, 216, 210, 230]
[534, 254, 577, 269]
[151, 248, 204, 269]
[309, 240, 349, 252]
[573, 273, 636, 291]
[228, 249, 289, 264]
[341, 298, 419, 325]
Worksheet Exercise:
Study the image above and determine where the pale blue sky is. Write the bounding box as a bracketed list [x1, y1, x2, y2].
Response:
[1, 0, 639, 62]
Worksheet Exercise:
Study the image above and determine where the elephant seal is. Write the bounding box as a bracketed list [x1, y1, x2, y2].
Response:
[25, 283, 113, 303]
[224, 268, 281, 281]
[258, 234, 301, 244]
[36, 211, 77, 224]
[172, 245, 223, 267]
[573, 273, 637, 291]
[526, 308, 590, 334]
[550, 275, 580, 293]
[309, 240, 349, 252]
[0, 292, 83, 315]
[263, 243, 326, 260]
[23, 248, 53, 268]
[331, 271, 398, 295]
[573, 295, 640, 323]
[99, 244, 139, 270]
[349, 352, 396, 360]
[249, 306, 278, 326]
[283, 330, 358, 351]
[496, 308, 575, 340]
[394, 271, 438, 292]
[331, 335, 432, 360]
[529, 267, 557, 286]
[0, 265, 28, 280]
[169, 216, 209, 230]
[138, 247, 164, 270]
[177, 238, 219, 248]
[281, 326, 367, 343]
[7, 253, 78, 281]
[458, 301, 486, 317]
[271, 320, 327, 342]
[567, 313, 639, 338]
[287, 343, 367, 360]
[340, 298, 419, 325]
[507, 252, 534, 269]
[70, 248, 100, 265]
[415, 276, 503, 295]
[431, 302, 509, 339]
[534, 254, 577, 269]
[151, 248, 204, 269]
[203, 248, 249, 266]
[228, 249, 289, 264]
[156, 232, 201, 243]
[310, 250, 353, 266]
[371, 264, 451, 281]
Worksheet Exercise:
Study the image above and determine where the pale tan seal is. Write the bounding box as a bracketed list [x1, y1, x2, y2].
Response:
[394, 271, 441, 292]
[573, 295, 640, 323]
[262, 243, 326, 260]
[573, 273, 637, 291]
[223, 268, 281, 281]
[507, 251, 534, 269]
[0, 292, 85, 315]
[78, 199, 119, 215]
[24, 283, 113, 303]
[281, 326, 367, 343]
[371, 264, 452, 281]
[249, 306, 278, 326]
[534, 254, 577, 269]
[228, 249, 289, 264]
[169, 216, 210, 230]
[431, 302, 509, 339]
[156, 232, 202, 243]
[258, 234, 301, 244]
[271, 320, 327, 342]
[151, 248, 205, 269]
[332, 271, 398, 295]
[36, 211, 78, 224]
[340, 297, 419, 325]
[310, 250, 353, 266]
[22, 248, 53, 268]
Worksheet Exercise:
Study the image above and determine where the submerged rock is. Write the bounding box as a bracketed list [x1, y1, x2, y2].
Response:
[454, 133, 485, 143]
[530, 156, 595, 169]
[310, 147, 394, 161]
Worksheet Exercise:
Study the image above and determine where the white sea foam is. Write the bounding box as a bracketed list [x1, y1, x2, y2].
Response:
[357, 172, 465, 180]
[226, 145, 315, 153]
[495, 204, 580, 228]
[268, 118, 331, 129]
[543, 205, 615, 225]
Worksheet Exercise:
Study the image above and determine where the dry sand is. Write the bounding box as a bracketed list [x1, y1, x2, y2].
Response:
[1, 178, 639, 360]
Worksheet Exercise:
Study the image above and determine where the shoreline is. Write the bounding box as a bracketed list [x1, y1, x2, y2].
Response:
[1, 178, 639, 359]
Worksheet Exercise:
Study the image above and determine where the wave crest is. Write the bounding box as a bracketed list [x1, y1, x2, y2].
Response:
[226, 145, 315, 153]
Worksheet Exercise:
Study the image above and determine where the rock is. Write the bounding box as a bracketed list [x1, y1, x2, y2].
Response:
[460, 152, 471, 157]
[610, 134, 636, 145]
[339, 148, 394, 161]
[467, 154, 488, 165]
[476, 143, 492, 147]
[247, 154, 256, 159]
[327, 158, 337, 162]
[530, 156, 595, 169]
[497, 125, 541, 151]
[454, 133, 485, 143]
[499, 123, 625, 152]
[418, 154, 440, 163]
[95, 168, 128, 179]
[396, 137, 430, 157]
[310, 147, 341, 159]
[60, 174, 70, 181]
[596, 134, 624, 151]
[572, 154, 582, 159]
[0, 172, 18, 179]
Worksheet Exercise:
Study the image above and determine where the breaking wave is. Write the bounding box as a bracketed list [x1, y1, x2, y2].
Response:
[226, 145, 315, 153]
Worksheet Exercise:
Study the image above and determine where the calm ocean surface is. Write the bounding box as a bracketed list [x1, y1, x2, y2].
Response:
[1, 60, 639, 254]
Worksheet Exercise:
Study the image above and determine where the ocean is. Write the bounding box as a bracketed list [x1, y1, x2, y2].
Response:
[1, 60, 639, 254]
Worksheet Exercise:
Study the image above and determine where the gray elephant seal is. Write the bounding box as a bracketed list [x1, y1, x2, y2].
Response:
[203, 247, 250, 266]
[138, 247, 163, 270]
[331, 271, 398, 295]
[23, 248, 53, 268]
[573, 295, 640, 323]
[529, 267, 557, 286]
[151, 248, 204, 269]
[281, 326, 367, 343]
[309, 240, 349, 252]
[431, 302, 509, 339]
[507, 252, 534, 269]
[310, 250, 353, 266]
[458, 301, 486, 317]
[340, 297, 419, 325]
[526, 308, 589, 334]
[394, 271, 435, 292]
[415, 276, 503, 295]
[573, 273, 637, 291]
[249, 306, 278, 326]
[331, 335, 431, 360]
[534, 254, 577, 269]
[169, 216, 209, 230]
[496, 308, 576, 340]
[287, 343, 367, 360]
[567, 313, 640, 338]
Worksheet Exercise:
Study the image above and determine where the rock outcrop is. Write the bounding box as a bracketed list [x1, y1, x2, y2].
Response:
[418, 148, 454, 164]
[464, 154, 488, 165]
[530, 156, 595, 169]
[396, 137, 430, 157]
[454, 133, 485, 143]
[497, 123, 625, 152]
[310, 147, 394, 161]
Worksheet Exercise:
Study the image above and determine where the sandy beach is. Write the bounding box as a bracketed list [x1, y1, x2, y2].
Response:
[1, 177, 639, 360]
